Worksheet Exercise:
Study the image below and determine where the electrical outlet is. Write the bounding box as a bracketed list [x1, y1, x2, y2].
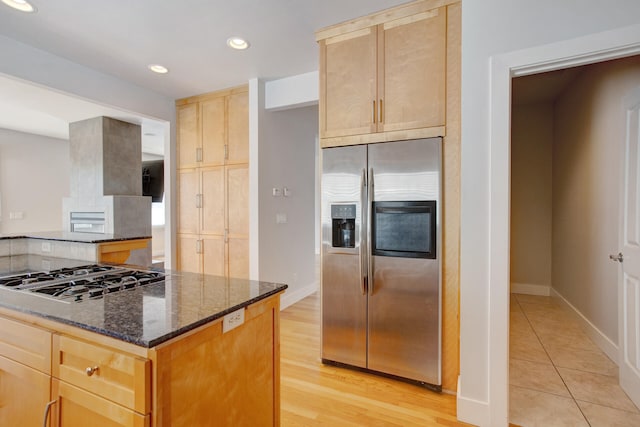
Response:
[222, 308, 245, 333]
[41, 242, 52, 253]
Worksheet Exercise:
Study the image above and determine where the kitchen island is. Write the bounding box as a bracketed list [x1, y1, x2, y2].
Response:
[0, 255, 287, 427]
[0, 231, 151, 264]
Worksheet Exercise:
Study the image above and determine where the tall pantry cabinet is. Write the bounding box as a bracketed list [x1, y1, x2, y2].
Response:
[176, 85, 249, 279]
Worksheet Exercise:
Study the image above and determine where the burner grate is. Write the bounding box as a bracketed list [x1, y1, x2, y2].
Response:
[0, 265, 164, 302]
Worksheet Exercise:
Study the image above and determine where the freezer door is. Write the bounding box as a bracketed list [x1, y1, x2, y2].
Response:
[368, 256, 441, 384]
[367, 138, 442, 385]
[321, 145, 368, 368]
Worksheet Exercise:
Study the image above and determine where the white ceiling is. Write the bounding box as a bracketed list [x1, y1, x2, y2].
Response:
[0, 0, 408, 154]
[0, 76, 167, 155]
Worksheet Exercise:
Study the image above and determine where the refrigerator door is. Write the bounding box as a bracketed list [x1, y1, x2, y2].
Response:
[367, 138, 442, 385]
[321, 145, 368, 368]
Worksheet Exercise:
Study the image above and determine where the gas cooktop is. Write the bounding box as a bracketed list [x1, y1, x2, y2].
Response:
[0, 264, 165, 302]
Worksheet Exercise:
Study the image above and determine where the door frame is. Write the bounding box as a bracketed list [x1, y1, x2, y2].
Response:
[486, 25, 640, 425]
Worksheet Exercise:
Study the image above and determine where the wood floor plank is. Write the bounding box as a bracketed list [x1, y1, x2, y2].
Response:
[280, 292, 474, 426]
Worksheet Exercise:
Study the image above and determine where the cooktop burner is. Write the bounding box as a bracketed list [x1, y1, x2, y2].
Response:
[0, 264, 118, 288]
[0, 264, 165, 302]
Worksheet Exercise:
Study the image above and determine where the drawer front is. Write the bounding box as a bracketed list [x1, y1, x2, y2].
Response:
[0, 315, 51, 373]
[52, 335, 150, 414]
[52, 379, 150, 427]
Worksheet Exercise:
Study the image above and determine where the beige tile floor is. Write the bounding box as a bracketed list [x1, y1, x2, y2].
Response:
[510, 293, 640, 427]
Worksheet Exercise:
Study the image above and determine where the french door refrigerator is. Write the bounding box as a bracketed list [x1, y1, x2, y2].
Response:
[321, 137, 441, 389]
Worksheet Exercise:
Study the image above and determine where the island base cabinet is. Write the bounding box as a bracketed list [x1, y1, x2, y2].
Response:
[0, 355, 51, 427]
[153, 296, 280, 427]
[51, 380, 150, 427]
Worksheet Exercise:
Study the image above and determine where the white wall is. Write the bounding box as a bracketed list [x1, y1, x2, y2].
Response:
[258, 105, 318, 307]
[510, 102, 553, 293]
[0, 129, 69, 233]
[460, 1, 640, 425]
[552, 55, 640, 344]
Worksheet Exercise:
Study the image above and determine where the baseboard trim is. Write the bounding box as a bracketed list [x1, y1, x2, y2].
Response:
[550, 288, 619, 363]
[457, 377, 490, 426]
[511, 282, 551, 296]
[280, 281, 319, 310]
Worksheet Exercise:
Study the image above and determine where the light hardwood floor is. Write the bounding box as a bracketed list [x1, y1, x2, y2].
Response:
[279, 292, 473, 426]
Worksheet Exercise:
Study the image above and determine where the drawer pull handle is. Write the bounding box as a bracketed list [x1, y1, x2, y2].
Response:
[85, 366, 100, 376]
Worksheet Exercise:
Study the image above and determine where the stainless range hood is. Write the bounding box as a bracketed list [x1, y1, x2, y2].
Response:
[62, 116, 151, 239]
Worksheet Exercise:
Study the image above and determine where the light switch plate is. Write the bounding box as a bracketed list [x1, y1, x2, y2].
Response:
[222, 308, 245, 333]
[9, 211, 24, 220]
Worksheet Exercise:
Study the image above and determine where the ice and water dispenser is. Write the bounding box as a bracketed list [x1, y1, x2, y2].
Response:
[331, 204, 356, 248]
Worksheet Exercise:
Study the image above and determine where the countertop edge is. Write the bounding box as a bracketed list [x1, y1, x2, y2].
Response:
[0, 233, 151, 244]
[144, 286, 287, 347]
[0, 285, 287, 348]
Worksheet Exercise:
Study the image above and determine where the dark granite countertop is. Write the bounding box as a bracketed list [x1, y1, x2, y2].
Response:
[0, 255, 287, 348]
[0, 231, 151, 243]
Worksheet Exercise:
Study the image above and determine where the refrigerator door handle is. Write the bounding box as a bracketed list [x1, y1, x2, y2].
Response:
[368, 167, 374, 296]
[360, 168, 367, 295]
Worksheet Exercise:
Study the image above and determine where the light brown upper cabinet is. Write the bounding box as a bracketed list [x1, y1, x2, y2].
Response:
[177, 86, 249, 169]
[177, 103, 200, 169]
[317, 2, 448, 147]
[227, 91, 249, 165]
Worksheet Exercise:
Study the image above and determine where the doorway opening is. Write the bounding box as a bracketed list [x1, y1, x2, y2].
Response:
[485, 25, 640, 426]
[509, 56, 640, 425]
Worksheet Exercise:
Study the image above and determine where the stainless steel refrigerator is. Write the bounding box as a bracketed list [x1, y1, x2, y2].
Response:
[320, 137, 441, 389]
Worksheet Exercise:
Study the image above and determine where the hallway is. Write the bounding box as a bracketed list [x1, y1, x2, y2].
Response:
[510, 293, 640, 426]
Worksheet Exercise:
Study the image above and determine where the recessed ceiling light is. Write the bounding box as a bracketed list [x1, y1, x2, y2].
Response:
[148, 64, 169, 74]
[2, 0, 36, 12]
[227, 37, 250, 50]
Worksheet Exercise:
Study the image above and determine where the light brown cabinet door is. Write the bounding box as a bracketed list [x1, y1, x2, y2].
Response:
[0, 355, 51, 427]
[177, 169, 199, 235]
[52, 380, 149, 427]
[320, 27, 377, 139]
[226, 165, 249, 236]
[177, 234, 201, 274]
[200, 167, 225, 236]
[177, 104, 200, 169]
[227, 91, 249, 164]
[201, 97, 226, 166]
[202, 236, 225, 277]
[226, 165, 249, 279]
[378, 7, 446, 132]
[227, 237, 249, 279]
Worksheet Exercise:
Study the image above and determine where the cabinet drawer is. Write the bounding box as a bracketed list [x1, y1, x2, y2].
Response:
[53, 379, 150, 427]
[0, 315, 51, 373]
[52, 335, 150, 414]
